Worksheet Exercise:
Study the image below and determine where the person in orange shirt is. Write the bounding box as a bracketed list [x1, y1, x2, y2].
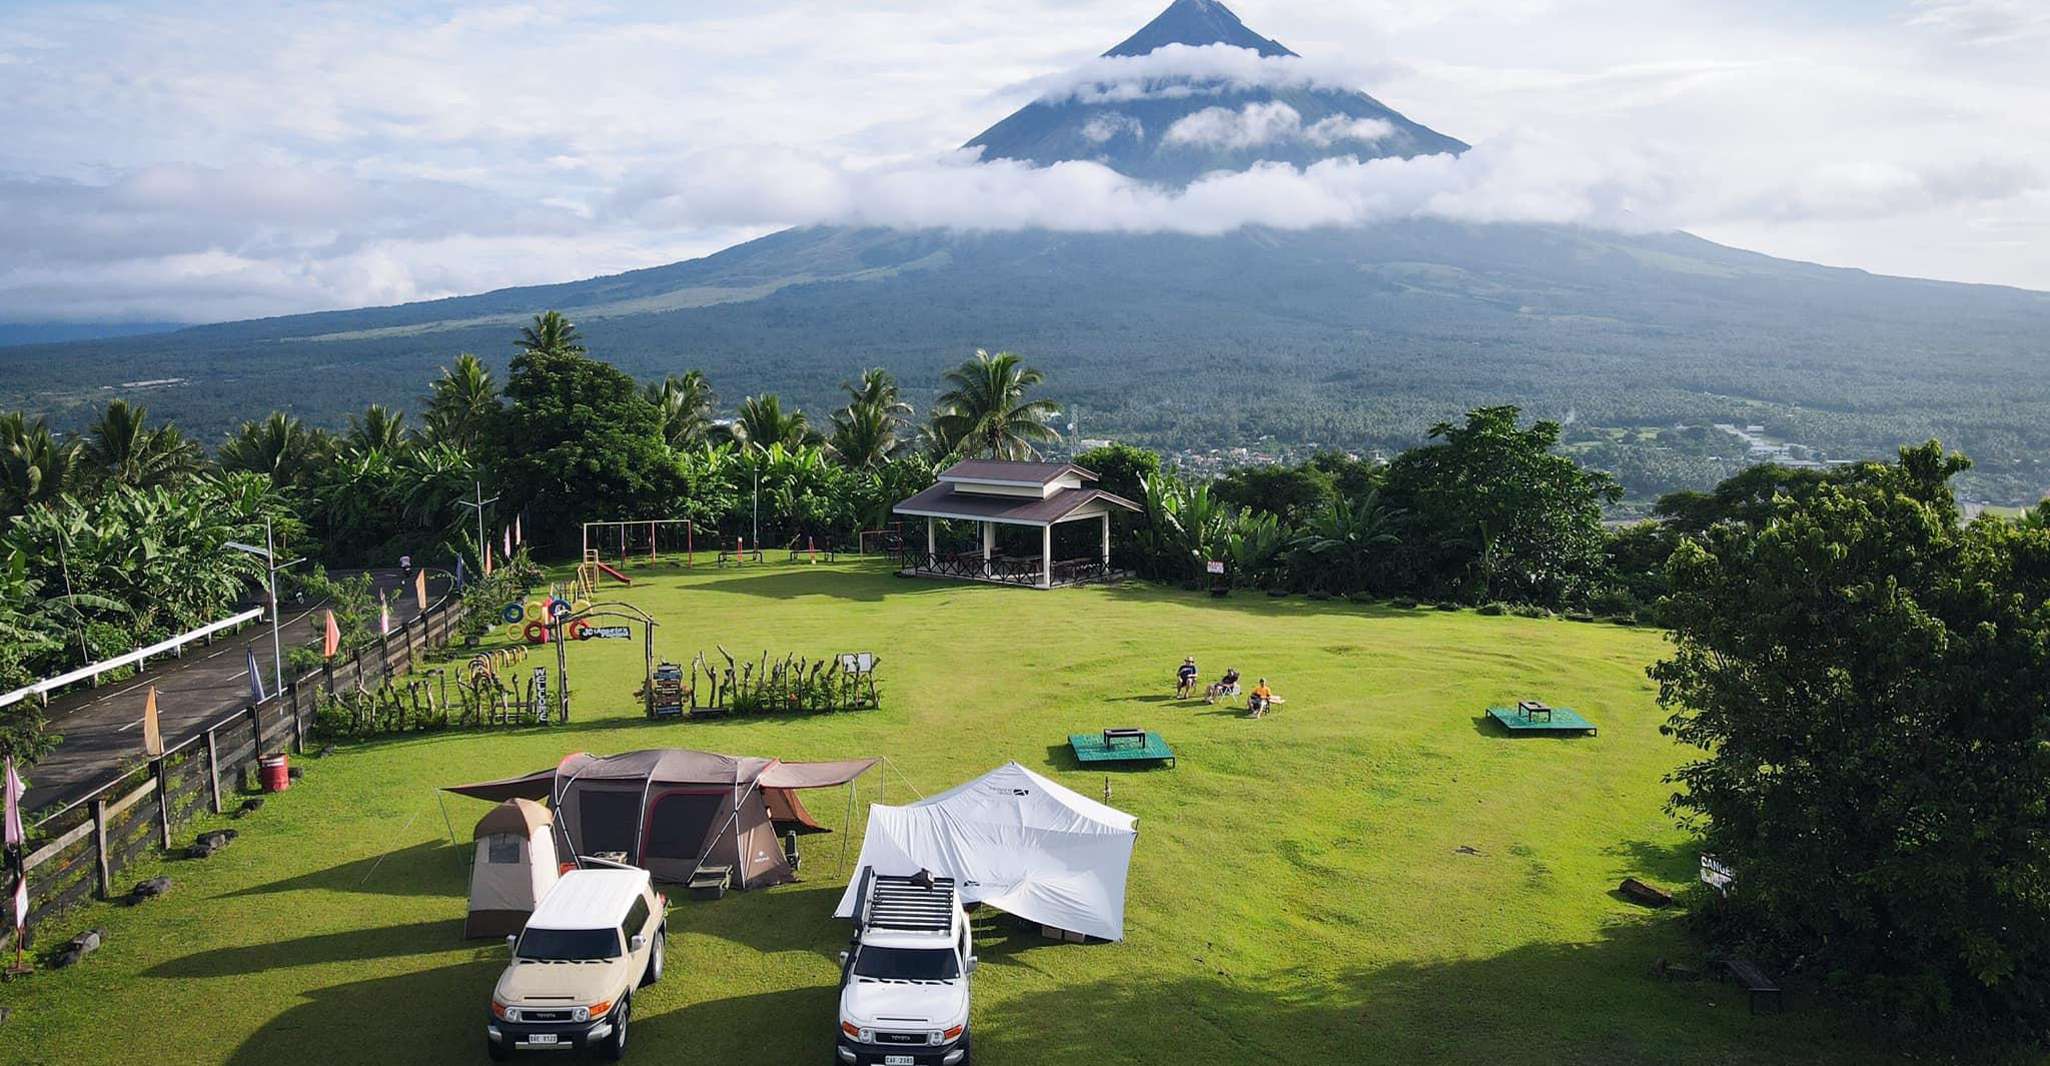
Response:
[1248, 678, 1276, 717]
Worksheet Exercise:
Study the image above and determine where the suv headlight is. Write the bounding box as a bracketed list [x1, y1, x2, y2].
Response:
[571, 1006, 590, 1023]
[503, 1007, 521, 1023]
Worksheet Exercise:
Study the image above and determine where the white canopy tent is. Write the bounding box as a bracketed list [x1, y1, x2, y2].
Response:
[833, 762, 1138, 942]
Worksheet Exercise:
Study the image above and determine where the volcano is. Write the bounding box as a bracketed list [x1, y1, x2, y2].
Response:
[5, 0, 2047, 501]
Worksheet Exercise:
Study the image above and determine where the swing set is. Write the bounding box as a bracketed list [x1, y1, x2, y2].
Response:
[577, 518, 696, 596]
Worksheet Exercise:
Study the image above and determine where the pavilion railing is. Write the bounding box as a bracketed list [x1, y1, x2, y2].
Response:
[893, 550, 1118, 588]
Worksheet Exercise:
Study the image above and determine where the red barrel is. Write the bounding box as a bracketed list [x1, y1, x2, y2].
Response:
[260, 753, 290, 793]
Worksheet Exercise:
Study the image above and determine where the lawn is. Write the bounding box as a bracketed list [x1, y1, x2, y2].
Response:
[0, 560, 1915, 1065]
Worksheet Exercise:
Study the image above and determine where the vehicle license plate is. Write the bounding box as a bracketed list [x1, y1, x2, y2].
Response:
[526, 1034, 559, 1046]
[884, 1056, 915, 1065]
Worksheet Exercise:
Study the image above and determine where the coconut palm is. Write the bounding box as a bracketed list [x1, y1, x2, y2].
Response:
[645, 371, 718, 449]
[81, 400, 202, 490]
[1, 412, 82, 522]
[726, 394, 819, 451]
[516, 311, 584, 357]
[422, 353, 500, 451]
[929, 349, 1059, 460]
[345, 404, 408, 456]
[828, 369, 911, 469]
[219, 412, 328, 489]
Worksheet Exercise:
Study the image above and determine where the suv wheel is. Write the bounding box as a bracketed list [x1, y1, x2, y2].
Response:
[601, 993, 631, 1061]
[641, 928, 665, 987]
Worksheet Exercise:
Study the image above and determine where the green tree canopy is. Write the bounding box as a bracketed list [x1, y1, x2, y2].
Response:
[930, 349, 1058, 461]
[499, 349, 678, 546]
[1653, 441, 2050, 1034]
[422, 353, 502, 453]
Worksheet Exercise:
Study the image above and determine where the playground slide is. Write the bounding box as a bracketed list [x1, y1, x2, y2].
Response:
[593, 561, 633, 585]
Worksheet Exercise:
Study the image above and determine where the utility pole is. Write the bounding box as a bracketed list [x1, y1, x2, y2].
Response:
[751, 463, 760, 550]
[225, 517, 303, 696]
[456, 480, 499, 569]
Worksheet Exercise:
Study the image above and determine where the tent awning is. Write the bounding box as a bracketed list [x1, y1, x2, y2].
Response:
[444, 767, 559, 804]
[760, 758, 878, 789]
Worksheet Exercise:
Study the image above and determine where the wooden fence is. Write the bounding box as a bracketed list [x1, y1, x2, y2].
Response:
[2, 595, 468, 953]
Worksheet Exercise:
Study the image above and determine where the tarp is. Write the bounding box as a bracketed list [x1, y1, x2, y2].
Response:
[833, 762, 1138, 942]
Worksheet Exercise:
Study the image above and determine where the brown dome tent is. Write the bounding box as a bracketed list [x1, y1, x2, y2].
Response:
[445, 749, 876, 888]
[464, 798, 560, 938]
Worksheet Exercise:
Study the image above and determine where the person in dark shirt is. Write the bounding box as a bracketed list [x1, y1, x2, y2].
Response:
[1206, 668, 1241, 704]
[1175, 656, 1199, 699]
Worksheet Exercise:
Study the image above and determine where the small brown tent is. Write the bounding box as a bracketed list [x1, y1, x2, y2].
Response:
[445, 749, 875, 888]
[465, 798, 560, 938]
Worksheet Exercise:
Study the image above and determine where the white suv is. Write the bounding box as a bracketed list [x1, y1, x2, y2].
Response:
[836, 871, 975, 1066]
[489, 867, 667, 1060]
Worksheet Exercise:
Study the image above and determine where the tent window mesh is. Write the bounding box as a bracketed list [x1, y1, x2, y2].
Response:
[486, 833, 522, 864]
[646, 793, 724, 860]
[578, 790, 643, 858]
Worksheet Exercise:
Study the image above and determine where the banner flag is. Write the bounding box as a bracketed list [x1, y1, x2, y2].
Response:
[4, 756, 25, 937]
[142, 685, 164, 757]
[514, 514, 522, 545]
[322, 609, 341, 659]
[454, 556, 467, 589]
[379, 592, 391, 637]
[414, 567, 428, 612]
[484, 541, 493, 577]
[246, 646, 266, 703]
[503, 527, 512, 559]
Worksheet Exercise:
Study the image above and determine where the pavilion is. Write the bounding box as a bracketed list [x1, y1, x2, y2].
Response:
[891, 459, 1140, 588]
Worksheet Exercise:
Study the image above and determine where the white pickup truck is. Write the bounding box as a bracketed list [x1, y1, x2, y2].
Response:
[489, 867, 667, 1060]
[835, 870, 975, 1066]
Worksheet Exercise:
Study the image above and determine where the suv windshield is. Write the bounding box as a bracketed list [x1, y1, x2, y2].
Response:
[517, 928, 621, 961]
[853, 946, 959, 981]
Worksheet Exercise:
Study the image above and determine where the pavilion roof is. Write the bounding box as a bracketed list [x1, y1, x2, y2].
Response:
[893, 482, 1139, 527]
[939, 459, 1098, 486]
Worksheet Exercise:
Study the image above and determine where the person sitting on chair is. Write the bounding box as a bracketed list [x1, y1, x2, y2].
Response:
[1206, 668, 1242, 704]
[1175, 656, 1199, 699]
[1248, 678, 1277, 718]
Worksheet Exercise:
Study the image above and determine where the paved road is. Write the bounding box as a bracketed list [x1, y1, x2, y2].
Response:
[22, 568, 451, 815]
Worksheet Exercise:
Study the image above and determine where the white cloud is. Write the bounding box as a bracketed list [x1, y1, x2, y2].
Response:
[1080, 112, 1144, 144]
[0, 0, 2048, 323]
[1021, 42, 1391, 104]
[1162, 103, 1396, 149]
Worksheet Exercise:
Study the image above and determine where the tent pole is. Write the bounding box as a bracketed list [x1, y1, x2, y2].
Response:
[436, 790, 469, 880]
[838, 779, 855, 877]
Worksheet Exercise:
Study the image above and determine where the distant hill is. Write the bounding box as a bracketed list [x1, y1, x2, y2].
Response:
[4, 0, 2047, 503]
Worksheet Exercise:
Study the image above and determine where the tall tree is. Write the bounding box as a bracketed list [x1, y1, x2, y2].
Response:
[345, 404, 408, 455]
[218, 412, 329, 490]
[81, 400, 202, 490]
[516, 311, 585, 357]
[422, 353, 501, 452]
[929, 349, 1059, 461]
[499, 347, 677, 545]
[0, 412, 82, 523]
[645, 371, 717, 449]
[1653, 442, 2050, 1035]
[828, 369, 911, 469]
[728, 394, 819, 451]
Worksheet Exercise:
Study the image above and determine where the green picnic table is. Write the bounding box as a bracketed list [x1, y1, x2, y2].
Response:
[1069, 729, 1177, 767]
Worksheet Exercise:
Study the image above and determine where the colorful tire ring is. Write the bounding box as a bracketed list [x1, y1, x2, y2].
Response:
[522, 620, 550, 644]
[566, 619, 592, 641]
[500, 603, 525, 624]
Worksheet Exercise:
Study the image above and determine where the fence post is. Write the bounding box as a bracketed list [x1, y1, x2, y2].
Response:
[381, 633, 393, 683]
[153, 757, 173, 850]
[205, 726, 223, 815]
[92, 798, 112, 899]
[289, 681, 304, 755]
[323, 659, 336, 697]
[249, 703, 264, 758]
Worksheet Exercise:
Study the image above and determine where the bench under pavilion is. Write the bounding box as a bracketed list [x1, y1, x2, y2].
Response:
[891, 459, 1140, 588]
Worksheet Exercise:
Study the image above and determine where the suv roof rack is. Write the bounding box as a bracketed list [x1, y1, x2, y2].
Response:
[862, 873, 957, 934]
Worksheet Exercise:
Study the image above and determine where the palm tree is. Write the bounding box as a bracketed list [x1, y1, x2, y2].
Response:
[645, 370, 718, 449]
[516, 311, 584, 357]
[1, 412, 82, 521]
[346, 404, 408, 455]
[727, 394, 819, 451]
[929, 349, 1059, 460]
[1293, 489, 1403, 593]
[81, 400, 201, 490]
[218, 412, 326, 489]
[828, 369, 911, 469]
[422, 353, 500, 451]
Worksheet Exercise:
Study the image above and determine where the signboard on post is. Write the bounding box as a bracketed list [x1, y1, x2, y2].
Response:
[531, 667, 550, 724]
[1699, 854, 1734, 896]
[1206, 560, 1226, 575]
[578, 625, 633, 641]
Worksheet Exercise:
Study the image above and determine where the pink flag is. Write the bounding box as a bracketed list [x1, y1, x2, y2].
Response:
[503, 527, 513, 558]
[322, 609, 341, 658]
[514, 514, 522, 546]
[379, 591, 391, 637]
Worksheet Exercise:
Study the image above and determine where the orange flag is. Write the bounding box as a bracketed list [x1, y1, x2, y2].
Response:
[414, 567, 428, 612]
[141, 685, 163, 758]
[484, 541, 494, 576]
[322, 609, 341, 659]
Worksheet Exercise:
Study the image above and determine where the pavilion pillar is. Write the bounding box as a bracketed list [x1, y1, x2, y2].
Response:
[1101, 512, 1111, 570]
[982, 521, 994, 575]
[1041, 524, 1052, 589]
[926, 515, 936, 564]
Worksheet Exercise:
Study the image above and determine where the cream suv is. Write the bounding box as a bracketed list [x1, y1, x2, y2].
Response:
[489, 867, 667, 1060]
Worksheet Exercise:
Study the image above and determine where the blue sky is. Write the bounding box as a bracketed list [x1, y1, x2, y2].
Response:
[1, 0, 2044, 323]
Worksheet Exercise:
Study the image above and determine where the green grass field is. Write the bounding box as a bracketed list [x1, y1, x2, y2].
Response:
[0, 561, 1922, 1065]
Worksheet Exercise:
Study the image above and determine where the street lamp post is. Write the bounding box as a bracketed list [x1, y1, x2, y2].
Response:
[225, 516, 304, 695]
[456, 481, 500, 570]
